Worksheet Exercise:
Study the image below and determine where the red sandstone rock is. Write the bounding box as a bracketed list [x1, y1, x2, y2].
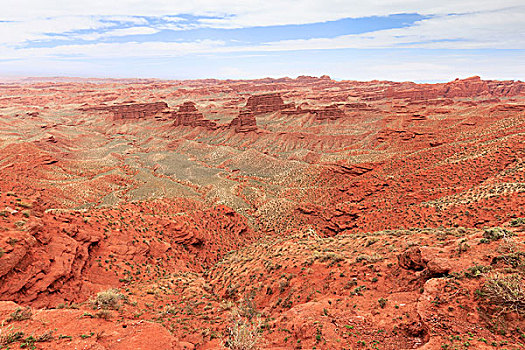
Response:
[229, 109, 257, 132]
[172, 101, 217, 129]
[385, 76, 525, 100]
[245, 93, 286, 114]
[109, 102, 168, 120]
[398, 246, 452, 276]
[79, 101, 169, 120]
[311, 104, 346, 120]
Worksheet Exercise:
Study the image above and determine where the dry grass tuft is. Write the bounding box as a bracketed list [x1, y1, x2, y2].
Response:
[91, 289, 124, 310]
[8, 307, 32, 322]
[482, 273, 524, 315]
[225, 315, 261, 350]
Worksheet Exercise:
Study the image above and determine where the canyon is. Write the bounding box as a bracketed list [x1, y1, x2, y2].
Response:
[0, 76, 523, 349]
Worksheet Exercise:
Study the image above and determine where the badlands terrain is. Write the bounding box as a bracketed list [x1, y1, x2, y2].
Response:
[0, 75, 523, 349]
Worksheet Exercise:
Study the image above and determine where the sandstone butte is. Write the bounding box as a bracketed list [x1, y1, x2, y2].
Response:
[0, 76, 523, 350]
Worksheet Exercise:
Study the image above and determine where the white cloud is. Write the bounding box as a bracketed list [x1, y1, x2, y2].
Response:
[161, 16, 186, 23]
[216, 8, 525, 50]
[103, 16, 149, 25]
[0, 16, 111, 45]
[2, 40, 225, 59]
[2, 7, 522, 60]
[1, 0, 523, 26]
[0, 1, 522, 48]
[77, 26, 160, 40]
[0, 0, 523, 79]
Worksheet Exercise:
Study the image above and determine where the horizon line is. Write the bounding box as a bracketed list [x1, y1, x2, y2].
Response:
[1, 74, 522, 85]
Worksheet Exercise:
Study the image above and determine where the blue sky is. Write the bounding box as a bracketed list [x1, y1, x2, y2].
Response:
[0, 1, 524, 81]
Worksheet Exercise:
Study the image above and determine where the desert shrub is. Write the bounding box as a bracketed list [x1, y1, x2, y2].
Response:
[464, 265, 492, 278]
[316, 252, 344, 264]
[91, 289, 123, 310]
[481, 273, 524, 315]
[36, 330, 54, 342]
[164, 305, 178, 315]
[8, 307, 32, 322]
[492, 252, 525, 269]
[225, 314, 261, 350]
[238, 295, 258, 320]
[378, 298, 388, 308]
[20, 335, 37, 348]
[95, 309, 113, 320]
[278, 279, 290, 293]
[510, 218, 525, 227]
[0, 325, 24, 346]
[483, 228, 509, 242]
[16, 202, 32, 209]
[356, 254, 383, 263]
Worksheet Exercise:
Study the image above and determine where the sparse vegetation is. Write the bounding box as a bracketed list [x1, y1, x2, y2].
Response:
[481, 273, 524, 315]
[378, 298, 388, 308]
[225, 312, 261, 350]
[0, 325, 24, 346]
[8, 307, 32, 322]
[91, 289, 124, 310]
[510, 218, 525, 227]
[95, 309, 113, 320]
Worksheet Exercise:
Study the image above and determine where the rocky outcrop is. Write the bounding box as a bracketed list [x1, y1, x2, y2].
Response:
[490, 103, 525, 113]
[81, 102, 169, 120]
[296, 202, 362, 233]
[109, 102, 168, 120]
[344, 102, 376, 111]
[229, 109, 257, 133]
[165, 220, 204, 246]
[398, 246, 452, 276]
[245, 93, 287, 114]
[311, 104, 346, 120]
[0, 216, 103, 306]
[172, 102, 217, 129]
[281, 103, 348, 120]
[376, 128, 417, 142]
[409, 113, 427, 121]
[385, 76, 525, 99]
[296, 75, 332, 82]
[0, 301, 179, 350]
[282, 104, 306, 115]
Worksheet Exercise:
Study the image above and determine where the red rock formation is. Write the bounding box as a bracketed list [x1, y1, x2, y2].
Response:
[296, 75, 332, 82]
[490, 103, 525, 112]
[109, 102, 168, 120]
[245, 93, 286, 114]
[172, 101, 217, 129]
[385, 76, 525, 100]
[229, 109, 257, 133]
[81, 102, 168, 120]
[311, 104, 346, 120]
[344, 102, 372, 110]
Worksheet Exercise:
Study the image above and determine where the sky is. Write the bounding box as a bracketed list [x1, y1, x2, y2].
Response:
[0, 0, 524, 82]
